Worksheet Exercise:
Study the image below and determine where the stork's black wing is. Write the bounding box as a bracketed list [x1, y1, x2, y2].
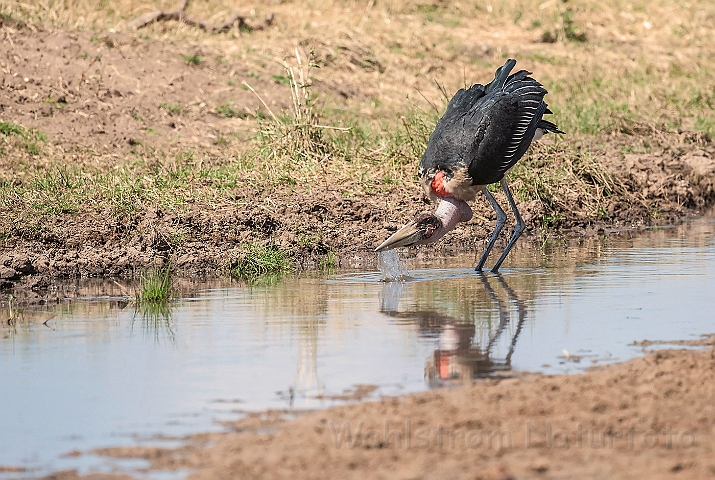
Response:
[466, 67, 550, 185]
[419, 59, 561, 186]
[417, 82, 487, 179]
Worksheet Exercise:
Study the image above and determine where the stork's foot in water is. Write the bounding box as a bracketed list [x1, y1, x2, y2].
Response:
[475, 178, 525, 273]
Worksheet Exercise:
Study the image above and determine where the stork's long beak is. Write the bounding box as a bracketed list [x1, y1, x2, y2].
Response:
[375, 221, 423, 252]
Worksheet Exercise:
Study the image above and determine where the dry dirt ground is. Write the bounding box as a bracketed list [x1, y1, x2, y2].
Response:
[38, 337, 715, 480]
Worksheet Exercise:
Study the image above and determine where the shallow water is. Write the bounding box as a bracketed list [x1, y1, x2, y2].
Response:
[2, 216, 715, 477]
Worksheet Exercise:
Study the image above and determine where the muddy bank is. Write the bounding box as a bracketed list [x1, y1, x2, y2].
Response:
[2, 134, 715, 298]
[43, 337, 713, 480]
[2, 23, 715, 296]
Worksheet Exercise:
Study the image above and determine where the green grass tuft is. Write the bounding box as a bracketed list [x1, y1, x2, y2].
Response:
[137, 267, 174, 303]
[0, 121, 24, 137]
[159, 102, 183, 115]
[182, 54, 202, 66]
[319, 250, 338, 271]
[230, 244, 291, 279]
[217, 103, 241, 118]
[271, 74, 291, 85]
[25, 142, 41, 155]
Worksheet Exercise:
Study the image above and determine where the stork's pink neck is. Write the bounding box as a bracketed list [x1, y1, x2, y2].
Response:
[436, 196, 473, 224]
[428, 197, 473, 243]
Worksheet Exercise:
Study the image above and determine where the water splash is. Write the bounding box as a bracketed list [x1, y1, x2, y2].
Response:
[377, 249, 410, 282]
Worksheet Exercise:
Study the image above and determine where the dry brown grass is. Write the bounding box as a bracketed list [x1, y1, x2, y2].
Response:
[2, 0, 713, 136]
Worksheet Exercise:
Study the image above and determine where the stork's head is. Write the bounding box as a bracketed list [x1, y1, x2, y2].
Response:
[375, 213, 443, 252]
[375, 197, 473, 252]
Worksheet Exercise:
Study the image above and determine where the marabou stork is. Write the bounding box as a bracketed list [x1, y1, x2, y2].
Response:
[375, 59, 563, 272]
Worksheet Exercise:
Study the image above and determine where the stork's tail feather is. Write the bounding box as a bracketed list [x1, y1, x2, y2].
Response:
[504, 69, 534, 88]
[537, 118, 565, 135]
[485, 59, 517, 94]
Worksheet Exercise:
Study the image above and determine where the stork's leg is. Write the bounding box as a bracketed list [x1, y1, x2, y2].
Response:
[475, 187, 507, 271]
[491, 179, 525, 273]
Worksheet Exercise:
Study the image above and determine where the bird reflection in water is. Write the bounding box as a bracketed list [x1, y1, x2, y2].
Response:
[380, 275, 526, 387]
